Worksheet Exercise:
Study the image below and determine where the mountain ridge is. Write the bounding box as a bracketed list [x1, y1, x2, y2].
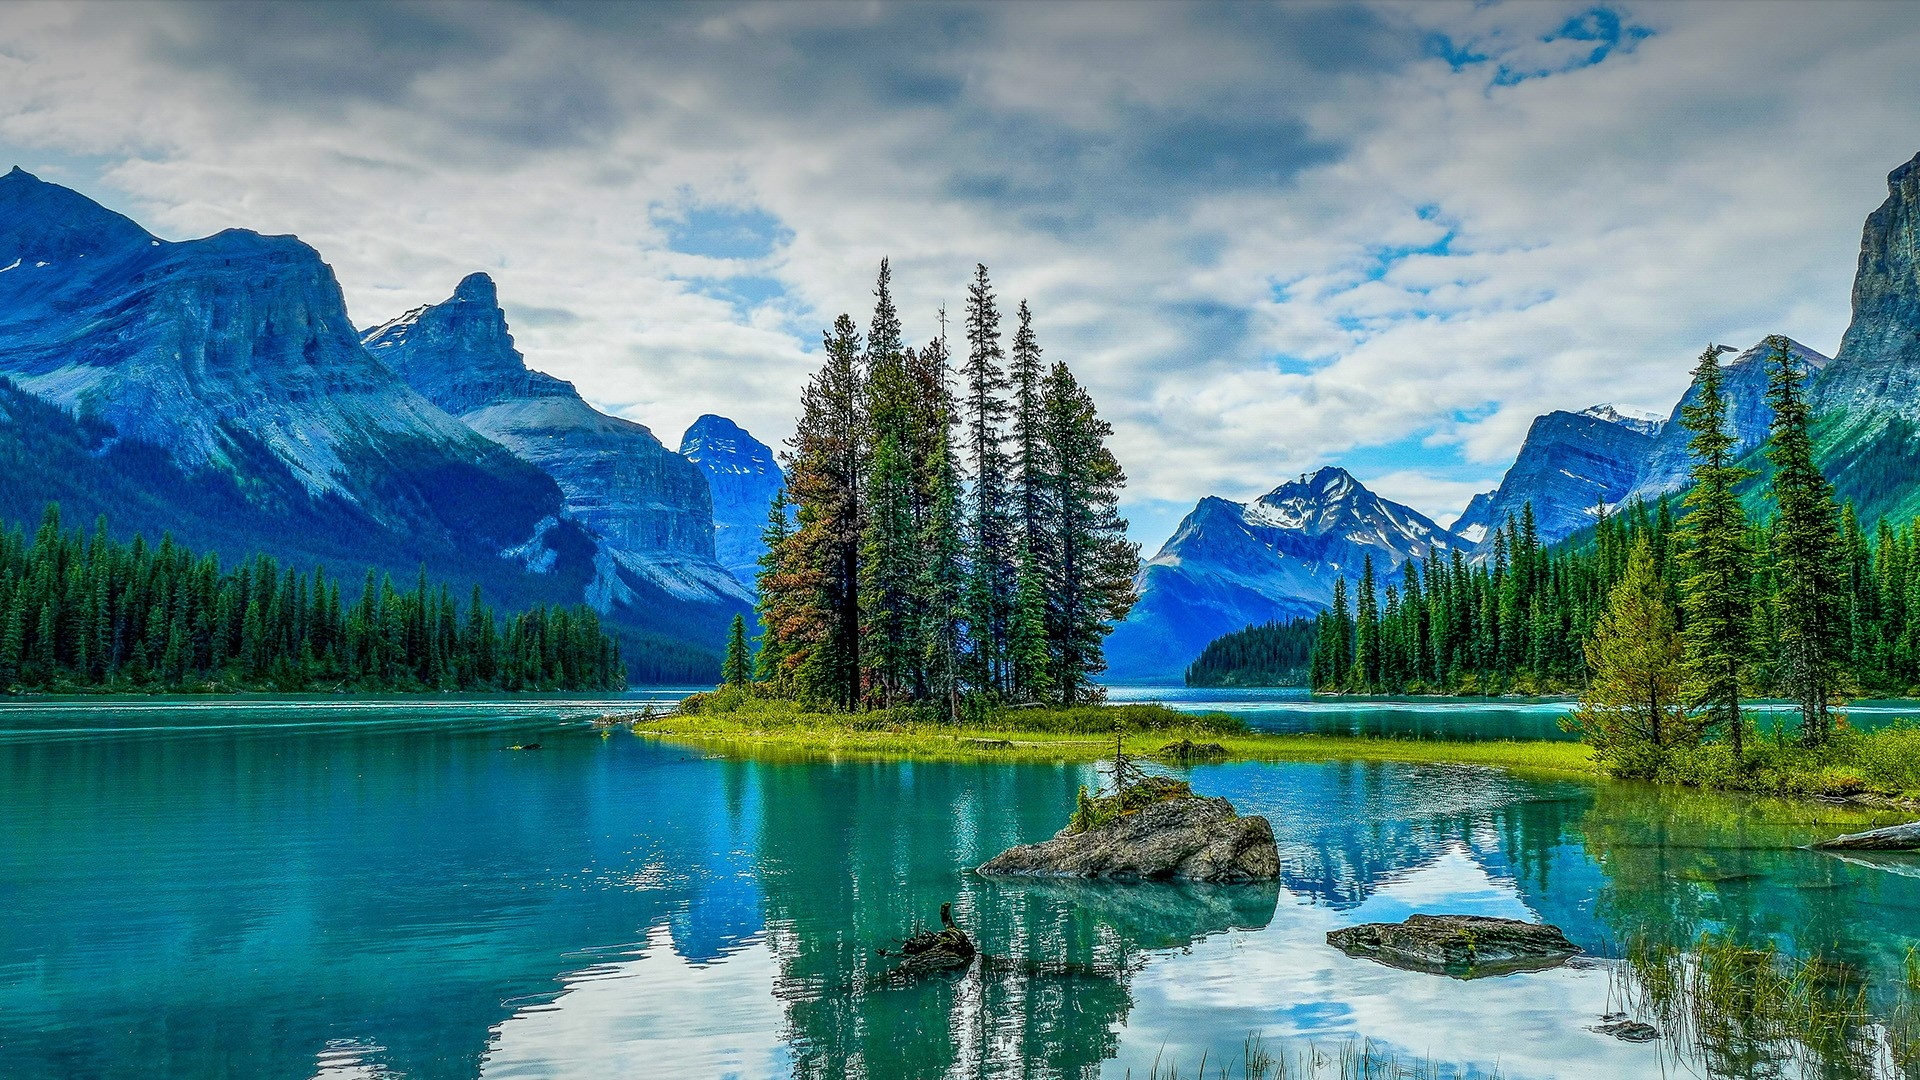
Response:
[1105, 467, 1463, 681]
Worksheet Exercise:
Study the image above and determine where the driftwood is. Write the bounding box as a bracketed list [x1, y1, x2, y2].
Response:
[1811, 820, 1920, 851]
[889, 903, 976, 976]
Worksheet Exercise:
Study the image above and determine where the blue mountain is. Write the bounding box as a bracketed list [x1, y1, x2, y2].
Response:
[1105, 468, 1464, 682]
[362, 273, 751, 637]
[1469, 404, 1662, 551]
[0, 168, 730, 674]
[1623, 338, 1829, 508]
[0, 167, 588, 563]
[679, 414, 785, 588]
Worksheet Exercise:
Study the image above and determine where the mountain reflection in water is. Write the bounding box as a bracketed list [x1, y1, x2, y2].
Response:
[0, 698, 1916, 1079]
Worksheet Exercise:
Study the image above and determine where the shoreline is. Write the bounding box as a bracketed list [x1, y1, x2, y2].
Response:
[614, 709, 1600, 778]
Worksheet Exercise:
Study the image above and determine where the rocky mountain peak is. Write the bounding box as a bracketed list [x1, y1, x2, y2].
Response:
[1815, 150, 1920, 415]
[0, 167, 156, 267]
[454, 271, 498, 305]
[363, 272, 571, 414]
[681, 414, 785, 587]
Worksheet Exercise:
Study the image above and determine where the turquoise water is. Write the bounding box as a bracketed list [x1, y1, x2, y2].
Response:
[1111, 685, 1920, 742]
[3, 695, 1918, 1079]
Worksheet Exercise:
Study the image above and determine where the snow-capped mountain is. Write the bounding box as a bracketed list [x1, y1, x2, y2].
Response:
[1104, 467, 1463, 681]
[0, 166, 572, 570]
[362, 273, 751, 630]
[679, 414, 784, 588]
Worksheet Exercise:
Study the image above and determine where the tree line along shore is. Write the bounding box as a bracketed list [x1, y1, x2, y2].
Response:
[0, 504, 626, 693]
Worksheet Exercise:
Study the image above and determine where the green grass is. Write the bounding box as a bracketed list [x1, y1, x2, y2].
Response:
[1608, 721, 1920, 802]
[609, 688, 1598, 777]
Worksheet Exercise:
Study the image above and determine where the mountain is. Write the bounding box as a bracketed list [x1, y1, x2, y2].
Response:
[679, 414, 784, 588]
[1471, 404, 1661, 550]
[1624, 337, 1830, 507]
[1449, 490, 1497, 545]
[362, 273, 751, 639]
[1468, 339, 1829, 551]
[1810, 150, 1920, 523]
[0, 167, 595, 589]
[1104, 467, 1464, 681]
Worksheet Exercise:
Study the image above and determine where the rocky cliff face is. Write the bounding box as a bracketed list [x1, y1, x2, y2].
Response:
[1473, 405, 1660, 550]
[0, 167, 561, 556]
[1810, 151, 1920, 522]
[363, 275, 750, 615]
[1105, 468, 1462, 681]
[679, 414, 784, 587]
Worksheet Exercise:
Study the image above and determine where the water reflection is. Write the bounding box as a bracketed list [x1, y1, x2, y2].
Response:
[3, 702, 1919, 1079]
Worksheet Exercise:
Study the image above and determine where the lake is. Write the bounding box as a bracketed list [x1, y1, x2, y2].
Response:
[1109, 685, 1920, 742]
[2, 692, 1918, 1079]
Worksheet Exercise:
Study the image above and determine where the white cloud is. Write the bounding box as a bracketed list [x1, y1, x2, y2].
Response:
[1, 0, 1916, 537]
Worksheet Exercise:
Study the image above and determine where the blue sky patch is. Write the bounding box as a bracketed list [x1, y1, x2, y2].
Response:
[684, 274, 789, 318]
[656, 204, 792, 261]
[1493, 7, 1654, 86]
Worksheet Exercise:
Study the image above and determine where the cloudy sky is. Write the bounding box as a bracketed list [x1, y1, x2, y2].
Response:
[3, 1, 1917, 550]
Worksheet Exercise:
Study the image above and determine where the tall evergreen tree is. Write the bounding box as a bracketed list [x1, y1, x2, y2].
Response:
[1572, 536, 1692, 775]
[1764, 334, 1849, 744]
[1007, 300, 1054, 700]
[1038, 362, 1140, 703]
[754, 489, 794, 691]
[1678, 344, 1757, 759]
[722, 614, 751, 688]
[1350, 554, 1380, 691]
[778, 315, 867, 709]
[859, 261, 920, 705]
[913, 323, 968, 720]
[961, 264, 1014, 694]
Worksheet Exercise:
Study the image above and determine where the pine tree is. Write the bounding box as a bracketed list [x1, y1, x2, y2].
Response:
[1678, 344, 1757, 759]
[1763, 335, 1849, 745]
[1350, 554, 1380, 691]
[914, 326, 968, 720]
[1572, 537, 1692, 775]
[1006, 300, 1054, 701]
[961, 264, 1014, 695]
[754, 489, 794, 691]
[858, 261, 920, 705]
[1039, 362, 1139, 703]
[781, 315, 867, 709]
[722, 614, 751, 688]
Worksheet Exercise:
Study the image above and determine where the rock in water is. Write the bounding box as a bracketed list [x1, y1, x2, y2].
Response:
[1812, 820, 1920, 851]
[977, 796, 1279, 883]
[1327, 914, 1579, 979]
[1593, 1015, 1661, 1042]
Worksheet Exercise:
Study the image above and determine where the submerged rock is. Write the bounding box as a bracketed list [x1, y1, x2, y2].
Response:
[978, 795, 1279, 883]
[890, 903, 976, 976]
[1811, 820, 1920, 851]
[1326, 914, 1579, 979]
[1593, 1015, 1661, 1042]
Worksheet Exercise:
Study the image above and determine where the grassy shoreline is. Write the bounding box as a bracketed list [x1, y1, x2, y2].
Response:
[607, 692, 1599, 778]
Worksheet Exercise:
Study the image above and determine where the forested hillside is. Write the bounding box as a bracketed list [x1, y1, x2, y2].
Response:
[0, 504, 627, 693]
